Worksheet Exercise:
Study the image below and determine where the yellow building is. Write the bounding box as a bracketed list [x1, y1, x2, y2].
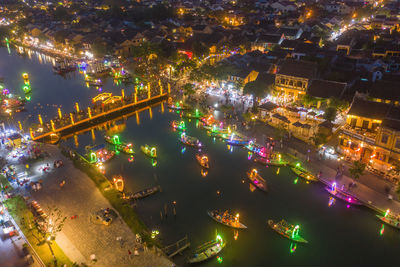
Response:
[275, 59, 317, 101]
[338, 97, 400, 172]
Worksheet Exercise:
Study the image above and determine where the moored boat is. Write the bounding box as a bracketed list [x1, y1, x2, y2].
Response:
[116, 143, 135, 155]
[246, 169, 267, 192]
[171, 120, 186, 131]
[207, 210, 247, 229]
[188, 235, 226, 263]
[128, 185, 161, 200]
[268, 219, 308, 243]
[105, 135, 120, 145]
[254, 157, 288, 167]
[141, 144, 157, 158]
[182, 109, 203, 119]
[377, 210, 400, 229]
[180, 133, 202, 148]
[325, 182, 363, 206]
[290, 166, 318, 182]
[196, 154, 209, 169]
[168, 102, 191, 110]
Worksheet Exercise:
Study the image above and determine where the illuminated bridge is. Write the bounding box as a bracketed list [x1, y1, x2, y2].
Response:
[28, 85, 170, 142]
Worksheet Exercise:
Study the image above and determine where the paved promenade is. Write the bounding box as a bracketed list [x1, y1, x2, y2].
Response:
[11, 144, 172, 267]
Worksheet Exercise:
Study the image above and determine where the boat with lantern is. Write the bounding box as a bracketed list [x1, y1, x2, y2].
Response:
[254, 156, 288, 167]
[105, 135, 121, 145]
[245, 141, 267, 158]
[168, 101, 191, 111]
[86, 144, 115, 163]
[87, 79, 103, 87]
[247, 169, 267, 192]
[180, 133, 202, 148]
[207, 210, 247, 229]
[53, 61, 76, 74]
[141, 145, 157, 158]
[188, 235, 226, 264]
[182, 109, 203, 119]
[196, 154, 209, 169]
[112, 175, 124, 192]
[290, 166, 318, 182]
[377, 210, 400, 229]
[268, 219, 308, 244]
[225, 136, 248, 146]
[325, 182, 363, 206]
[116, 143, 135, 155]
[128, 185, 161, 200]
[171, 120, 186, 131]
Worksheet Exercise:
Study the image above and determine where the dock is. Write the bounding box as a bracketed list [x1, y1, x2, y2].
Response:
[162, 235, 190, 258]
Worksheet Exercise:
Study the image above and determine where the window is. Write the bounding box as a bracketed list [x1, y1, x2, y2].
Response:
[372, 122, 379, 130]
[362, 120, 369, 129]
[350, 118, 357, 127]
[395, 138, 400, 149]
[381, 134, 389, 144]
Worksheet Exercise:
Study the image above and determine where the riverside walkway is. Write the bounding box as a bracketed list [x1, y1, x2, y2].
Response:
[29, 89, 168, 142]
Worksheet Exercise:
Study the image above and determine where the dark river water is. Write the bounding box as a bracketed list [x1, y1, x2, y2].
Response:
[1, 47, 399, 266]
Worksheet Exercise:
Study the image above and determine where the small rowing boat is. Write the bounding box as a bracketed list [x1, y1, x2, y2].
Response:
[168, 102, 191, 111]
[129, 185, 161, 200]
[112, 175, 124, 192]
[246, 169, 267, 192]
[268, 219, 308, 243]
[188, 235, 226, 263]
[171, 120, 186, 131]
[254, 157, 288, 167]
[290, 167, 318, 182]
[325, 182, 363, 206]
[182, 109, 203, 119]
[196, 154, 209, 169]
[225, 138, 248, 146]
[180, 133, 202, 148]
[141, 145, 157, 158]
[207, 210, 247, 229]
[104, 135, 120, 145]
[377, 210, 400, 229]
[116, 143, 135, 155]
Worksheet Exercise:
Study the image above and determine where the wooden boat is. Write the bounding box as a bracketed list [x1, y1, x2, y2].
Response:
[113, 175, 124, 192]
[246, 169, 267, 192]
[116, 143, 135, 155]
[325, 185, 363, 206]
[182, 110, 203, 119]
[196, 154, 209, 169]
[104, 135, 119, 145]
[254, 157, 288, 167]
[141, 145, 157, 158]
[290, 167, 318, 182]
[168, 103, 191, 111]
[53, 63, 76, 74]
[180, 134, 202, 148]
[207, 210, 247, 229]
[188, 236, 226, 263]
[377, 214, 400, 229]
[171, 120, 186, 131]
[129, 185, 161, 200]
[225, 138, 248, 146]
[268, 219, 308, 243]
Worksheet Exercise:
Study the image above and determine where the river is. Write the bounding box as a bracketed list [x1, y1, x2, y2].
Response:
[0, 46, 398, 266]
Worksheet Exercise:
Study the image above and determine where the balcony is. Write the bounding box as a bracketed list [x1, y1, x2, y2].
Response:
[341, 124, 377, 145]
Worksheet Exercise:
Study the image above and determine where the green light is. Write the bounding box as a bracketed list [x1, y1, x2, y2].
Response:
[291, 225, 300, 239]
[296, 163, 300, 168]
[290, 243, 297, 254]
[294, 178, 298, 184]
[217, 256, 223, 263]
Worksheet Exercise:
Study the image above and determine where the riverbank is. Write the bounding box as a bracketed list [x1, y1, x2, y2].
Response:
[33, 144, 172, 266]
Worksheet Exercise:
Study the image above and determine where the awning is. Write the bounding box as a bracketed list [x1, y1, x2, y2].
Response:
[292, 121, 303, 127]
[272, 113, 290, 123]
